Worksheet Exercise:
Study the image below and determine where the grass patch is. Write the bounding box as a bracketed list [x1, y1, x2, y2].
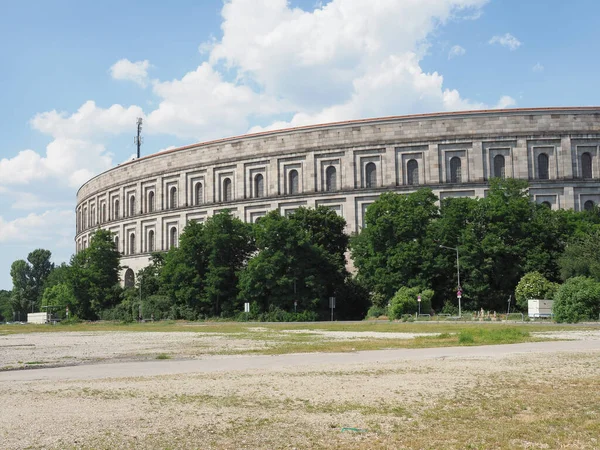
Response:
[155, 353, 171, 360]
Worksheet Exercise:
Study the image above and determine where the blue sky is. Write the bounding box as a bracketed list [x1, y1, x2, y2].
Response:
[1, 0, 599, 289]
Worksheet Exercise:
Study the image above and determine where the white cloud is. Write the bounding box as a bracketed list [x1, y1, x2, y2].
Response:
[448, 45, 466, 59]
[147, 62, 289, 140]
[495, 95, 516, 109]
[209, 0, 489, 111]
[489, 33, 521, 50]
[533, 62, 544, 72]
[110, 59, 151, 87]
[31, 101, 144, 139]
[0, 210, 74, 244]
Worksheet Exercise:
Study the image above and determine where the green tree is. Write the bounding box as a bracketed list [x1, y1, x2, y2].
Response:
[389, 287, 433, 319]
[558, 227, 600, 282]
[350, 189, 439, 299]
[10, 259, 33, 318]
[553, 277, 600, 323]
[41, 284, 76, 319]
[202, 212, 255, 316]
[159, 220, 208, 319]
[27, 249, 54, 306]
[515, 272, 559, 311]
[69, 229, 121, 319]
[0, 290, 12, 322]
[238, 211, 335, 315]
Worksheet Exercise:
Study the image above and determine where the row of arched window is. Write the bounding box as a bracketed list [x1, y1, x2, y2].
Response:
[115, 227, 179, 256]
[78, 152, 596, 232]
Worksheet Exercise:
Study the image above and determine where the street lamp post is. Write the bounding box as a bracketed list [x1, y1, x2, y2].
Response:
[439, 244, 461, 318]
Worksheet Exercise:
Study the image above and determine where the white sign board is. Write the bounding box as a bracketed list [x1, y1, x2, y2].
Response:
[244, 302, 250, 313]
[329, 297, 336, 308]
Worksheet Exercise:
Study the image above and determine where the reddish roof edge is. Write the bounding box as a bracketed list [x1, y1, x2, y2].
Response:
[77, 106, 600, 196]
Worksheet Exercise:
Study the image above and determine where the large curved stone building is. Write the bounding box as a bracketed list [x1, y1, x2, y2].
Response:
[76, 107, 600, 282]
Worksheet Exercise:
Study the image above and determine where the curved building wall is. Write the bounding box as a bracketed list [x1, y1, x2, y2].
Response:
[75, 107, 600, 279]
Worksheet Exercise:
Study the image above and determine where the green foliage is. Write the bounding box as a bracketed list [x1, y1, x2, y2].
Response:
[69, 229, 121, 319]
[0, 290, 12, 321]
[159, 213, 255, 318]
[389, 287, 433, 319]
[366, 305, 387, 319]
[142, 295, 172, 320]
[558, 227, 600, 282]
[235, 305, 318, 322]
[238, 210, 350, 317]
[351, 179, 585, 313]
[41, 283, 76, 319]
[553, 277, 600, 323]
[515, 272, 560, 310]
[351, 190, 439, 300]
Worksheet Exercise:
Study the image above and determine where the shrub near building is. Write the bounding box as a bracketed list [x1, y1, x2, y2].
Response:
[389, 287, 433, 319]
[553, 277, 600, 323]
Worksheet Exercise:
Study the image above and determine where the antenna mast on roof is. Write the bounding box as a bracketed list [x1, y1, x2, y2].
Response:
[134, 118, 143, 159]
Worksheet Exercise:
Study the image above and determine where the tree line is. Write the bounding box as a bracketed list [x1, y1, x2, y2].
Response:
[1, 178, 598, 323]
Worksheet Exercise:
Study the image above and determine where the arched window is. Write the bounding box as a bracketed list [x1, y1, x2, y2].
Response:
[114, 200, 119, 220]
[195, 183, 203, 205]
[450, 157, 462, 183]
[92, 207, 96, 225]
[102, 204, 106, 223]
[582, 152, 593, 179]
[129, 196, 136, 216]
[129, 233, 135, 255]
[538, 153, 549, 180]
[365, 162, 377, 188]
[254, 174, 264, 198]
[78, 210, 82, 231]
[148, 191, 155, 213]
[170, 227, 177, 249]
[584, 200, 595, 211]
[223, 178, 232, 202]
[170, 187, 177, 209]
[288, 170, 299, 195]
[407, 159, 419, 185]
[114, 236, 119, 252]
[83, 208, 88, 229]
[148, 230, 155, 252]
[325, 166, 337, 192]
[493, 155, 505, 179]
[124, 269, 135, 288]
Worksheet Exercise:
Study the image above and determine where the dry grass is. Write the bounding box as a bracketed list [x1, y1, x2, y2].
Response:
[10, 352, 596, 450]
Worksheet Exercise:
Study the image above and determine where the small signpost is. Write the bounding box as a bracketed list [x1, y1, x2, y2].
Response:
[244, 302, 250, 321]
[417, 295, 421, 317]
[66, 305, 69, 319]
[329, 297, 336, 321]
[457, 288, 462, 318]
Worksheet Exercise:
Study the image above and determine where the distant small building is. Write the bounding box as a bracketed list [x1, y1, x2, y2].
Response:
[528, 299, 554, 318]
[27, 312, 51, 324]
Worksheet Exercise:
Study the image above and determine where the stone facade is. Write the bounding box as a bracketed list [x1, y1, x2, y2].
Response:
[75, 107, 600, 281]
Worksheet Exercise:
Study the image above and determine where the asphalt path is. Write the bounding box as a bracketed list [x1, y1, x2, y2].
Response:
[2, 339, 599, 383]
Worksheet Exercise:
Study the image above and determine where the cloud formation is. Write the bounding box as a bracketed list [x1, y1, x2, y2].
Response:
[448, 45, 466, 59]
[110, 59, 151, 87]
[489, 33, 522, 50]
[533, 62, 544, 72]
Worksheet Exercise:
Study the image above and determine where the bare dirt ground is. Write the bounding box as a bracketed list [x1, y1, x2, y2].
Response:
[1, 329, 600, 449]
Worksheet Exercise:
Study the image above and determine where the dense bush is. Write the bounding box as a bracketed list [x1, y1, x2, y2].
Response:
[553, 277, 600, 323]
[366, 305, 388, 319]
[389, 287, 433, 319]
[515, 272, 559, 310]
[235, 305, 318, 322]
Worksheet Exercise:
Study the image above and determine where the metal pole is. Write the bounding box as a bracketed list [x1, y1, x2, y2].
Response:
[456, 247, 461, 318]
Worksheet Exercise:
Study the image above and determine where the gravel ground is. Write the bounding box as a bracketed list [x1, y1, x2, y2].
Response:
[0, 329, 440, 370]
[1, 329, 599, 449]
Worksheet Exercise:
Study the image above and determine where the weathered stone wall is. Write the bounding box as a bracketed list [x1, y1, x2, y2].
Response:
[74, 108, 600, 280]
